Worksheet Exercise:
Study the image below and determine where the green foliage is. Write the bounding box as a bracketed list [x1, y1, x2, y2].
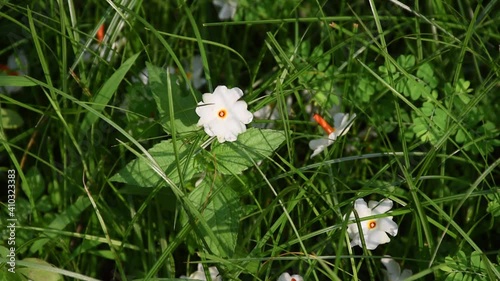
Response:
[110, 139, 200, 187]
[1, 0, 499, 280]
[441, 251, 499, 281]
[209, 128, 286, 175]
[1, 108, 24, 129]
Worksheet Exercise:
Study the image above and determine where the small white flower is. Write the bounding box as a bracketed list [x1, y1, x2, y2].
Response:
[213, 0, 237, 20]
[1, 50, 28, 94]
[195, 85, 253, 143]
[181, 263, 222, 281]
[166, 55, 206, 89]
[381, 256, 412, 281]
[187, 55, 207, 89]
[277, 272, 303, 281]
[253, 95, 293, 129]
[309, 112, 356, 158]
[346, 198, 398, 250]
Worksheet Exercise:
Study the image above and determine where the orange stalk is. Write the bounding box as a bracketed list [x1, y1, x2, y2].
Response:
[313, 113, 335, 134]
[97, 24, 105, 43]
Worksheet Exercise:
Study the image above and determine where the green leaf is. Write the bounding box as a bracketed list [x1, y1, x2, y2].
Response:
[17, 258, 64, 281]
[148, 62, 199, 134]
[417, 62, 438, 89]
[0, 74, 37, 87]
[486, 193, 500, 217]
[355, 78, 375, 103]
[186, 175, 240, 257]
[397, 54, 415, 69]
[1, 107, 24, 129]
[29, 197, 91, 253]
[79, 52, 141, 137]
[110, 139, 199, 187]
[211, 128, 286, 175]
[23, 167, 45, 201]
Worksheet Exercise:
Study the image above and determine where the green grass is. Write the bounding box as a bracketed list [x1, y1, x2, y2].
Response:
[1, 0, 499, 280]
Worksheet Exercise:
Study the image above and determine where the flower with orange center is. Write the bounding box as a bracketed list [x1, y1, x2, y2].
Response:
[309, 112, 356, 158]
[195, 85, 253, 143]
[346, 198, 399, 250]
[277, 272, 303, 281]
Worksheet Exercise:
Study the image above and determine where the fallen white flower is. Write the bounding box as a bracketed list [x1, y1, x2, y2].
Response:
[309, 112, 356, 158]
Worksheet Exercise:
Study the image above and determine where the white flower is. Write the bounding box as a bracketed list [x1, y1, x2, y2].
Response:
[309, 112, 356, 158]
[1, 50, 28, 94]
[253, 95, 293, 129]
[166, 55, 206, 89]
[346, 198, 398, 250]
[181, 263, 222, 281]
[213, 0, 237, 20]
[186, 55, 207, 89]
[381, 256, 412, 281]
[195, 85, 253, 143]
[277, 272, 303, 281]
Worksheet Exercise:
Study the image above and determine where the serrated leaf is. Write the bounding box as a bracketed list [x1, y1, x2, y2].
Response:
[186, 175, 240, 257]
[1, 107, 24, 129]
[211, 128, 286, 175]
[110, 139, 198, 187]
[148, 62, 199, 134]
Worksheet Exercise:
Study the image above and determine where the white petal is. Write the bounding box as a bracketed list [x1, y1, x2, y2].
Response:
[371, 199, 394, 214]
[290, 274, 304, 281]
[400, 269, 413, 279]
[366, 229, 390, 249]
[381, 256, 401, 277]
[277, 272, 291, 281]
[378, 217, 399, 236]
[333, 113, 346, 128]
[232, 100, 253, 124]
[353, 198, 372, 217]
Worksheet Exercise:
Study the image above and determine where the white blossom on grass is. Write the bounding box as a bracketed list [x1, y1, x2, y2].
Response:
[253, 95, 293, 129]
[381, 256, 412, 281]
[346, 198, 398, 250]
[181, 263, 222, 281]
[186, 55, 207, 89]
[195, 85, 253, 143]
[213, 0, 237, 20]
[309, 112, 356, 158]
[277, 272, 303, 281]
[1, 50, 28, 94]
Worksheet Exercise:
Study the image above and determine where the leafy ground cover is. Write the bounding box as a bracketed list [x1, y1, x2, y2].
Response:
[0, 0, 499, 280]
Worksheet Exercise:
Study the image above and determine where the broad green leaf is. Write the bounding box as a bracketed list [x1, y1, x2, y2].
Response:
[30, 196, 91, 253]
[123, 83, 161, 139]
[1, 107, 24, 129]
[211, 128, 286, 175]
[147, 62, 199, 134]
[79, 52, 140, 137]
[186, 175, 240, 257]
[17, 258, 64, 281]
[110, 139, 199, 187]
